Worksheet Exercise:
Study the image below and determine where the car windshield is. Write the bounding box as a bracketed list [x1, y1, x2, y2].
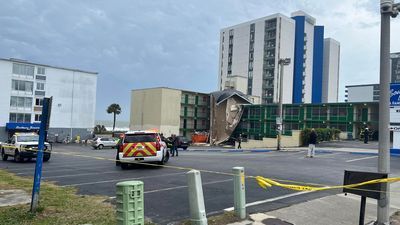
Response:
[179, 136, 189, 142]
[124, 134, 157, 143]
[17, 135, 39, 142]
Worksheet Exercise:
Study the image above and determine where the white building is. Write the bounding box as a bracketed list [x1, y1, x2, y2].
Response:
[0, 58, 97, 141]
[218, 11, 340, 105]
[322, 38, 340, 103]
[345, 84, 379, 103]
[219, 13, 295, 104]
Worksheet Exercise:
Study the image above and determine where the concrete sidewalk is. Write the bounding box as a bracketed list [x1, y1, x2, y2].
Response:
[228, 182, 400, 225]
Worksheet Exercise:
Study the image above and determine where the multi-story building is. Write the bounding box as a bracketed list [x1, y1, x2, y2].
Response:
[392, 52, 400, 83]
[235, 102, 378, 140]
[0, 58, 97, 141]
[218, 11, 340, 105]
[322, 38, 340, 103]
[345, 84, 380, 103]
[130, 87, 210, 138]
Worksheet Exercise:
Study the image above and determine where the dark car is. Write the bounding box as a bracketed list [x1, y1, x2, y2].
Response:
[166, 136, 191, 150]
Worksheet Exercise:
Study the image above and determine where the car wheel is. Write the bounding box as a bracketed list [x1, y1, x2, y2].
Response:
[98, 144, 104, 150]
[158, 150, 170, 165]
[92, 146, 97, 150]
[183, 147, 188, 150]
[1, 149, 8, 161]
[121, 163, 129, 170]
[14, 150, 23, 163]
[43, 155, 51, 162]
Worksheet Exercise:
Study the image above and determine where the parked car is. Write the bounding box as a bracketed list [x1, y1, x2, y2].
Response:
[116, 131, 169, 169]
[165, 136, 190, 150]
[92, 137, 117, 149]
[1, 132, 51, 162]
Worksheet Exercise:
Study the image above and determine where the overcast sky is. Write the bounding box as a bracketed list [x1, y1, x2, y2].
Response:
[1, 0, 399, 121]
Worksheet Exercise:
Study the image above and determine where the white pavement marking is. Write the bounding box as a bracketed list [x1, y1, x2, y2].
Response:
[109, 178, 234, 199]
[224, 191, 314, 211]
[43, 170, 121, 179]
[346, 156, 378, 163]
[61, 172, 186, 187]
[15, 164, 113, 175]
[7, 161, 113, 172]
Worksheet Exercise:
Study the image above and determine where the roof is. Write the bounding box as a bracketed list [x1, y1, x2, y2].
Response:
[131, 87, 210, 95]
[125, 130, 159, 134]
[0, 58, 98, 75]
[211, 89, 252, 105]
[345, 84, 379, 88]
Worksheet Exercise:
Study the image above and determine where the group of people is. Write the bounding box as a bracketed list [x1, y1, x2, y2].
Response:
[160, 133, 179, 157]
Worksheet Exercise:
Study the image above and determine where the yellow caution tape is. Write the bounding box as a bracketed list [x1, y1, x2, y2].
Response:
[255, 176, 400, 192]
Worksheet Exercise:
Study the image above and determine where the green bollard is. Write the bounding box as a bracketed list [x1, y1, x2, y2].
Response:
[116, 181, 144, 225]
[233, 167, 246, 219]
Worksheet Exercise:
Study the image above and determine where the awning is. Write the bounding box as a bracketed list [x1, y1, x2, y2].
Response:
[6, 122, 41, 131]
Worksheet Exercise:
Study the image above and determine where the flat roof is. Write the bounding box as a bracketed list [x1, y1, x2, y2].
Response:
[131, 87, 210, 95]
[0, 58, 98, 75]
[345, 84, 378, 88]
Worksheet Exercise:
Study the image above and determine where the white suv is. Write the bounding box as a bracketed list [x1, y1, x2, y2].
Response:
[116, 131, 169, 169]
[1, 133, 51, 162]
[92, 137, 117, 150]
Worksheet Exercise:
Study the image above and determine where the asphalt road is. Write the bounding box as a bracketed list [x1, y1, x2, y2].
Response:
[1, 144, 399, 224]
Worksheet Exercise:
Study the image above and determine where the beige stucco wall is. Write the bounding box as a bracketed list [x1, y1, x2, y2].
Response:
[237, 130, 302, 148]
[130, 88, 181, 136]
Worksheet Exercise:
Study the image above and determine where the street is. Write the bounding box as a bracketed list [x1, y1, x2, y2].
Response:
[1, 144, 399, 224]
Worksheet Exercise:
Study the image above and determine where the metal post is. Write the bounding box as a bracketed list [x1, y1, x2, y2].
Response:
[377, 0, 398, 223]
[233, 167, 246, 219]
[187, 170, 207, 225]
[276, 58, 290, 151]
[359, 196, 366, 225]
[30, 98, 50, 212]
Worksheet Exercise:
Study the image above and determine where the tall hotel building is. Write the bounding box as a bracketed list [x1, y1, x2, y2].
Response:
[218, 11, 340, 104]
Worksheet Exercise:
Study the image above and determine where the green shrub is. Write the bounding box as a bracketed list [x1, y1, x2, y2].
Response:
[301, 128, 342, 146]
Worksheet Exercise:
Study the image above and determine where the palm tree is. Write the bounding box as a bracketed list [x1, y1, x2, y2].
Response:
[107, 103, 121, 131]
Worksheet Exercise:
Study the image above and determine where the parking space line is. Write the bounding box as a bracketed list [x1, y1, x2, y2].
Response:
[61, 172, 186, 187]
[43, 171, 121, 179]
[346, 156, 378, 163]
[5, 161, 113, 172]
[15, 165, 114, 175]
[108, 178, 234, 199]
[224, 191, 314, 211]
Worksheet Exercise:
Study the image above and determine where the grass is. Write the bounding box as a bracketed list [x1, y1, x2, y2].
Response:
[0, 169, 117, 225]
[178, 212, 241, 225]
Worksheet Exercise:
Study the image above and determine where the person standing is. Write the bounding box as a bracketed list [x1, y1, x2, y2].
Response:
[363, 128, 369, 144]
[171, 134, 179, 157]
[307, 129, 317, 158]
[237, 134, 242, 149]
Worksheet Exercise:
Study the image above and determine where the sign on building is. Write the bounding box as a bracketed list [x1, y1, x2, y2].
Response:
[390, 83, 400, 107]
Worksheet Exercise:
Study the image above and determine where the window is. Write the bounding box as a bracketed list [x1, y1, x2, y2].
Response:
[12, 63, 34, 77]
[36, 75, 46, 80]
[35, 98, 43, 106]
[37, 67, 45, 75]
[10, 96, 32, 108]
[34, 114, 41, 121]
[36, 83, 45, 90]
[9, 113, 31, 123]
[11, 80, 33, 92]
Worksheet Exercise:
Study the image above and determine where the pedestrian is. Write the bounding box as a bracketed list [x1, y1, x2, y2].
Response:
[307, 128, 317, 158]
[171, 134, 179, 157]
[364, 128, 369, 144]
[237, 134, 242, 149]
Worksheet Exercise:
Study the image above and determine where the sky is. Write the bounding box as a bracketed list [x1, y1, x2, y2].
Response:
[1, 0, 399, 121]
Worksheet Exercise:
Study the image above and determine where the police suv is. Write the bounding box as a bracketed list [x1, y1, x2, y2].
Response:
[1, 133, 51, 162]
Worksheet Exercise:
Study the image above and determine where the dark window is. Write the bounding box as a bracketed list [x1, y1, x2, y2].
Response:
[124, 134, 157, 143]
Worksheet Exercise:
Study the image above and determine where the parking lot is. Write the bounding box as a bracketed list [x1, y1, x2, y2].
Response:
[1, 144, 400, 224]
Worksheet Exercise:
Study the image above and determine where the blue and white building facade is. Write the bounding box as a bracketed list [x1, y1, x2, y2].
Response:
[0, 58, 97, 141]
[218, 11, 340, 104]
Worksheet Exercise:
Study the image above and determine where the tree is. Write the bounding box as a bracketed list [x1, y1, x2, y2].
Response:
[94, 125, 107, 134]
[107, 103, 121, 131]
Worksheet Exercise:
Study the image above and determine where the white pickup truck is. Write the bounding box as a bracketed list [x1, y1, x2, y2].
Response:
[1, 133, 51, 162]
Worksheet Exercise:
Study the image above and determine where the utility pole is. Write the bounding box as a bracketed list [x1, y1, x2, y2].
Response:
[378, 1, 398, 224]
[277, 58, 291, 150]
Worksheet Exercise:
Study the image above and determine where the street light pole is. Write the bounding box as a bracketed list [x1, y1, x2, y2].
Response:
[277, 58, 291, 151]
[378, 1, 398, 224]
